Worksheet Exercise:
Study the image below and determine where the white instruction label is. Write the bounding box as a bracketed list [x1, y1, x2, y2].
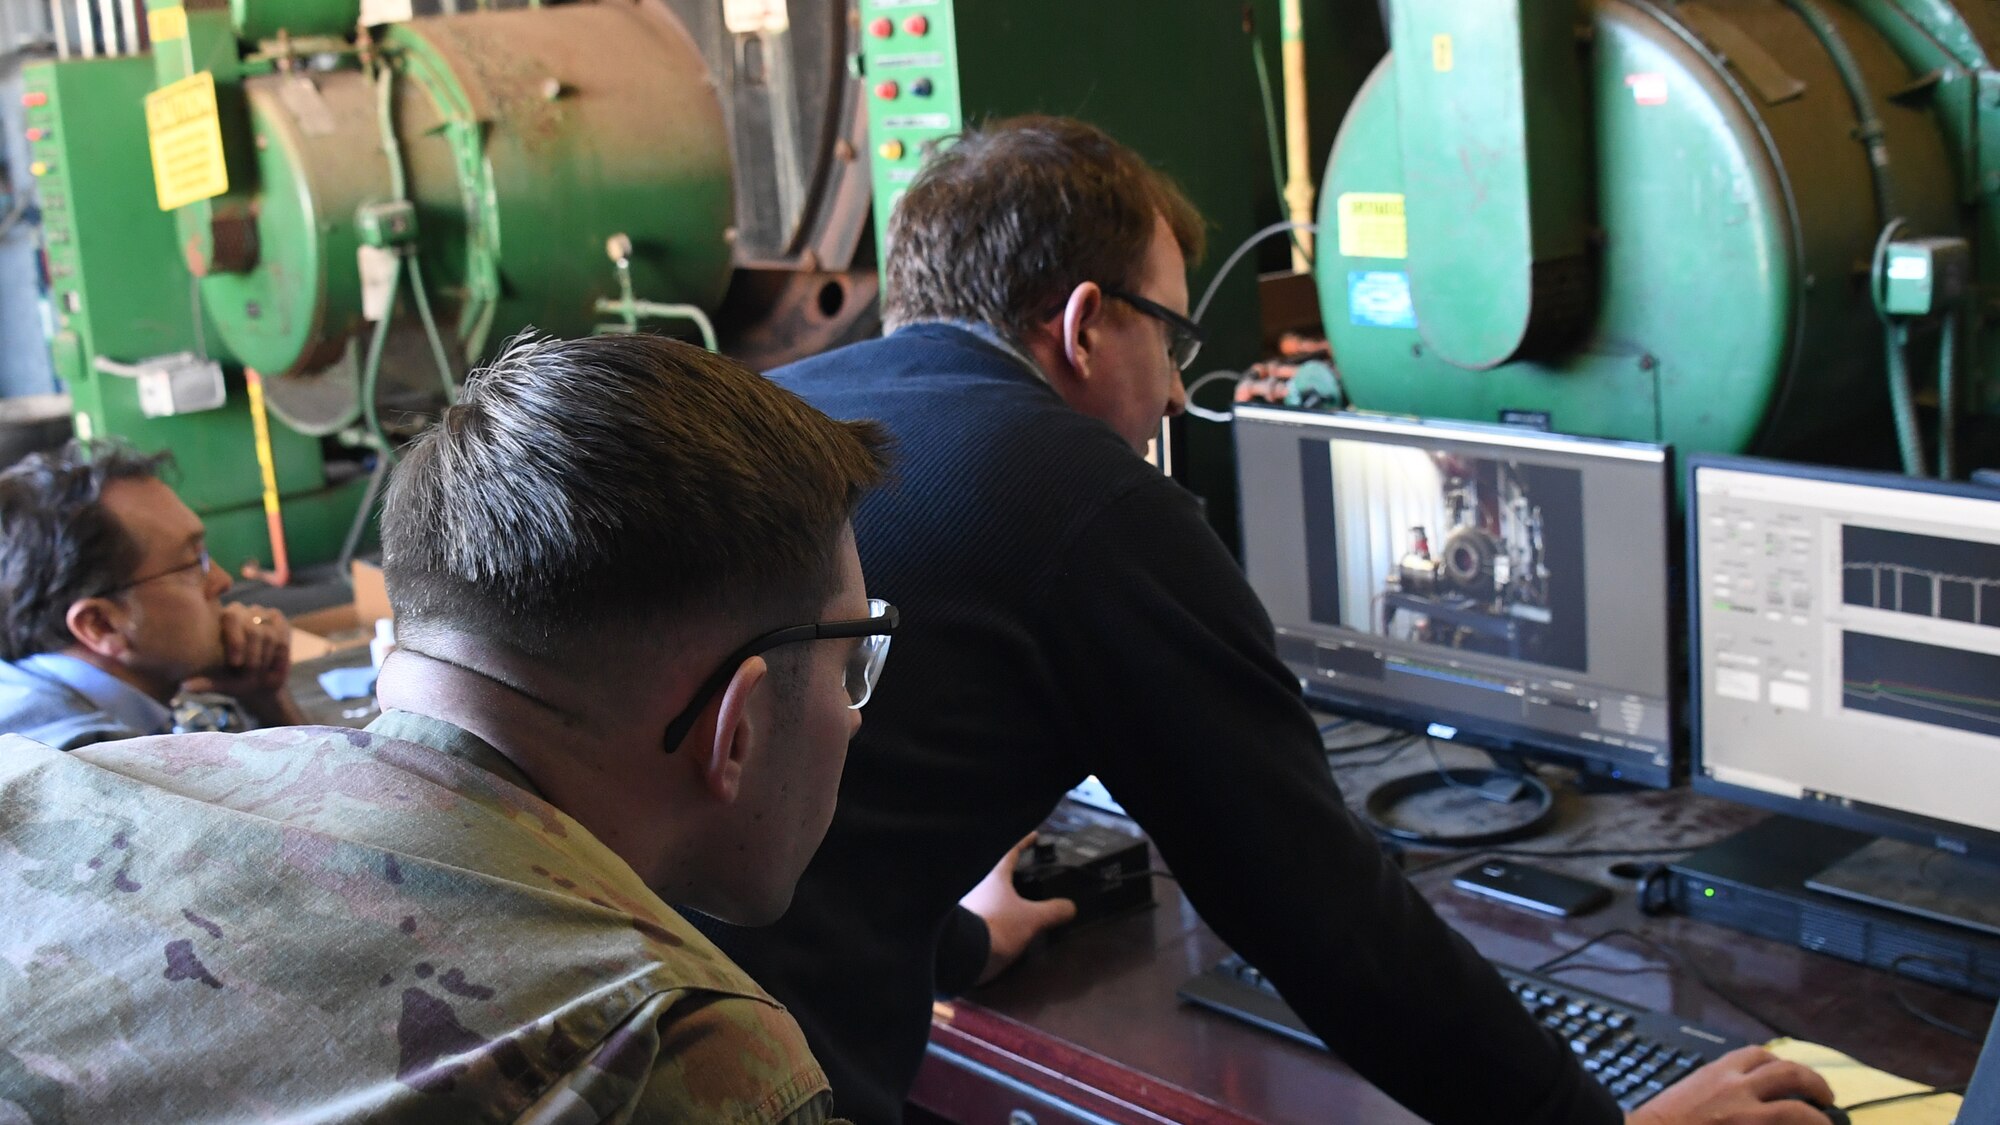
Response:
[724, 0, 788, 33]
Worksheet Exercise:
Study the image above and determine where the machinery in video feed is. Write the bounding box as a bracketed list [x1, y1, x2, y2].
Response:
[1330, 445, 1588, 673]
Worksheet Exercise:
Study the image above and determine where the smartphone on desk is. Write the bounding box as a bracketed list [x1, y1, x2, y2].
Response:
[1452, 859, 1611, 917]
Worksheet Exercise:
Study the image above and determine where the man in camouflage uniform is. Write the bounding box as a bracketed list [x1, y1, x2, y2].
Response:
[0, 440, 304, 748]
[0, 334, 895, 1123]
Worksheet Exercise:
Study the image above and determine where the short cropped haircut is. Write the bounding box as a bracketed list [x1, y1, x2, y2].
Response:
[381, 334, 890, 660]
[882, 115, 1206, 340]
[0, 440, 173, 661]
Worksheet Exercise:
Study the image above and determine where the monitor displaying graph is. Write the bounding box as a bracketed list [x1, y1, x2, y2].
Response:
[1691, 457, 2000, 845]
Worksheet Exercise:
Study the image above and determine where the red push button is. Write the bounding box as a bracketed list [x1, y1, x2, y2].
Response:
[875, 80, 899, 100]
[21, 92, 48, 108]
[25, 127, 46, 141]
[869, 16, 893, 38]
[903, 15, 929, 35]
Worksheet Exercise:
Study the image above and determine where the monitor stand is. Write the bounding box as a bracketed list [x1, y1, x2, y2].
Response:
[1807, 836, 2000, 939]
[1668, 815, 2000, 999]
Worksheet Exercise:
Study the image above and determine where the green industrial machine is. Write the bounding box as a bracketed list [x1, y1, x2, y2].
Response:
[23, 0, 742, 578]
[1320, 0, 2000, 476]
[147, 0, 734, 398]
[23, 54, 366, 576]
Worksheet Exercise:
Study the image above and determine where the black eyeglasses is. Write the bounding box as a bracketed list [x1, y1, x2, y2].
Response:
[91, 548, 212, 599]
[1104, 287, 1205, 371]
[661, 598, 899, 754]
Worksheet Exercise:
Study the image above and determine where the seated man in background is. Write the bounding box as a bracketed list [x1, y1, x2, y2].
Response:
[700, 116, 1836, 1125]
[0, 441, 302, 748]
[0, 334, 892, 1122]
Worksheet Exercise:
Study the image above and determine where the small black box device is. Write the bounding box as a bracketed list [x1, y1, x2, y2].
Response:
[1013, 814, 1154, 928]
[1453, 859, 1612, 917]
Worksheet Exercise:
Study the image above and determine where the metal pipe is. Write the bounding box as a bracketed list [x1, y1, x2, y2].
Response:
[72, 0, 91, 56]
[49, 0, 70, 59]
[1938, 302, 1959, 479]
[1280, 0, 1314, 271]
[123, 0, 140, 50]
[94, 0, 116, 54]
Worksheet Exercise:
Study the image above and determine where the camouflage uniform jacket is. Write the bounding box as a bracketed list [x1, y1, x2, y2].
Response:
[0, 709, 839, 1124]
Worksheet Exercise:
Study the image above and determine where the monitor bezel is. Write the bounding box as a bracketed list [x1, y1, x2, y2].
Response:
[1685, 453, 2000, 863]
[1234, 405, 1679, 790]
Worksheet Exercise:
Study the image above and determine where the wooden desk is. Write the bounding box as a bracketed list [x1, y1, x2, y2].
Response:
[911, 744, 1989, 1124]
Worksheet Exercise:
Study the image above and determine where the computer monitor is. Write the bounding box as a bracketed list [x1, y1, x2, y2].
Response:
[1688, 455, 2000, 935]
[1233, 406, 1677, 788]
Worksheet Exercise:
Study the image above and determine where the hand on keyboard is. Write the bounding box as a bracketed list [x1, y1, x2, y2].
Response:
[1625, 1046, 1837, 1125]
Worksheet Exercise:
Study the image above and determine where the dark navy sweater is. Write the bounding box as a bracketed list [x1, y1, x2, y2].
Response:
[695, 324, 1616, 1125]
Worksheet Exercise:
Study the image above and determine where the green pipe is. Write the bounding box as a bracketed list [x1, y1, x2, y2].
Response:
[1938, 305, 1959, 479]
[594, 299, 719, 353]
[1788, 0, 1942, 475]
[406, 254, 460, 405]
[375, 63, 408, 203]
[359, 257, 401, 465]
[1779, 0, 1898, 225]
[1872, 221, 1927, 476]
[1885, 323, 1927, 476]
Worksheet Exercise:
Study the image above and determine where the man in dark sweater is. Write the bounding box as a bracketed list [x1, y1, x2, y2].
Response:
[696, 116, 1834, 1125]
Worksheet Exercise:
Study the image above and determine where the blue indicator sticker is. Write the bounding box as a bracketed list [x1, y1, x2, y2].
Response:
[1348, 270, 1416, 329]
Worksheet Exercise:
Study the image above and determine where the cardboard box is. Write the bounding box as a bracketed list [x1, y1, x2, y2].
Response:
[285, 560, 390, 662]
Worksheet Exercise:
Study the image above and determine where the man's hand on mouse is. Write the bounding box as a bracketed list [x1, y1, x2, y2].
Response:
[961, 833, 1078, 984]
[1627, 1046, 1838, 1124]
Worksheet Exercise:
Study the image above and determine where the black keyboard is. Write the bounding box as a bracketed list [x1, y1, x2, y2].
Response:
[1178, 954, 1748, 1111]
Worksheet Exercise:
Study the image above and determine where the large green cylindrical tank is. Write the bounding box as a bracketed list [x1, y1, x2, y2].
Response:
[1318, 0, 1990, 460]
[199, 1, 733, 379]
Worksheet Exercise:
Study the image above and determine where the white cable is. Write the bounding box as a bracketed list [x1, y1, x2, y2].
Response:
[1193, 219, 1317, 326]
[1181, 368, 1241, 424]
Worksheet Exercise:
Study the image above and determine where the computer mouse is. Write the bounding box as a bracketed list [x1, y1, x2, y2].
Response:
[1780, 1096, 1849, 1125]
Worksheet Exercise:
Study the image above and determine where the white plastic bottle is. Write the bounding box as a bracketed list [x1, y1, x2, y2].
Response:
[370, 617, 397, 670]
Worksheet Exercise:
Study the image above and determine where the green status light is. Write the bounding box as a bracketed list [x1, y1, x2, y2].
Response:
[1703, 887, 1716, 898]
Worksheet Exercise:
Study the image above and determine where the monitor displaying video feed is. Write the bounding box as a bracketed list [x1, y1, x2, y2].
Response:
[1234, 406, 1676, 787]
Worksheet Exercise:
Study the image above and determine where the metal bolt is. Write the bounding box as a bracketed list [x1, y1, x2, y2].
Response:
[835, 139, 856, 163]
[1638, 353, 1658, 371]
[541, 78, 565, 101]
[1410, 343, 1423, 359]
[245, 301, 262, 320]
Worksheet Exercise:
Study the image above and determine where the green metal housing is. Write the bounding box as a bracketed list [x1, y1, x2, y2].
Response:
[154, 0, 733, 379]
[1320, 0, 1997, 461]
[22, 55, 366, 575]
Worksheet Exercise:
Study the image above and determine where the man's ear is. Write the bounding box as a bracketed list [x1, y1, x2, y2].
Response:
[695, 655, 771, 805]
[64, 597, 128, 659]
[1021, 282, 1107, 392]
[1056, 282, 1108, 384]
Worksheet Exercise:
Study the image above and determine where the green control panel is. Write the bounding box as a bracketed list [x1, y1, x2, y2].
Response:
[856, 0, 962, 260]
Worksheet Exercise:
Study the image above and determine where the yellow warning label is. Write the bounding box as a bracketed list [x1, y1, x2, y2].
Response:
[1337, 193, 1408, 260]
[148, 5, 187, 43]
[146, 72, 229, 212]
[1432, 34, 1454, 72]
